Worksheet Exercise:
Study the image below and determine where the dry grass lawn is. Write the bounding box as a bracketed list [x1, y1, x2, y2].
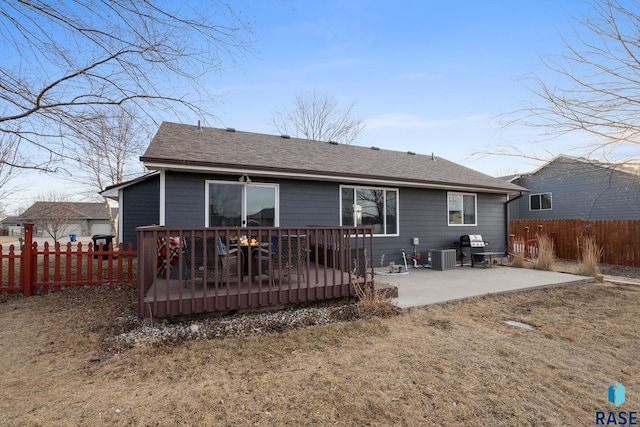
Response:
[0, 236, 15, 245]
[0, 278, 639, 426]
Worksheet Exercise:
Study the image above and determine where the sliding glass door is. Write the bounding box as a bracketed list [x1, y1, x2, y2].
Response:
[246, 185, 276, 226]
[207, 181, 278, 227]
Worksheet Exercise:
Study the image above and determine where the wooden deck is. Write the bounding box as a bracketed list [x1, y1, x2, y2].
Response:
[142, 265, 354, 318]
[137, 226, 374, 318]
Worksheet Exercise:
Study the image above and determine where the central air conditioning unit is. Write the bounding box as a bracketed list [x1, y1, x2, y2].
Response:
[431, 249, 457, 271]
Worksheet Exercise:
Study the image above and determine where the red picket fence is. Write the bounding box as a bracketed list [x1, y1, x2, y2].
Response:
[0, 223, 136, 295]
[509, 225, 557, 260]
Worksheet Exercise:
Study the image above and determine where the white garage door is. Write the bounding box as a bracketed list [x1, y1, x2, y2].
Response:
[91, 223, 112, 236]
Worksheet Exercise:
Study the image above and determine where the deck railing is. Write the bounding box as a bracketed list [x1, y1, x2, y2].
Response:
[137, 226, 375, 318]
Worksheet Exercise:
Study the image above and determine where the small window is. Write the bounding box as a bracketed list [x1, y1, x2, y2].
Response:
[530, 193, 552, 211]
[448, 192, 477, 226]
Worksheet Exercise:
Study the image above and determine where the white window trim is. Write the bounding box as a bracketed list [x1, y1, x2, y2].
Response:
[339, 185, 399, 236]
[159, 170, 166, 226]
[205, 180, 279, 227]
[529, 192, 553, 211]
[447, 191, 477, 226]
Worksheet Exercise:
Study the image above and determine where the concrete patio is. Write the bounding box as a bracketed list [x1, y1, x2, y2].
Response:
[374, 265, 596, 309]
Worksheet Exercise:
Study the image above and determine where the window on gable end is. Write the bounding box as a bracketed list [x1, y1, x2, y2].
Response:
[529, 193, 552, 211]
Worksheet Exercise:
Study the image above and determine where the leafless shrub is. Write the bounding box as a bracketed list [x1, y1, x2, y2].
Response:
[352, 281, 400, 318]
[352, 251, 400, 318]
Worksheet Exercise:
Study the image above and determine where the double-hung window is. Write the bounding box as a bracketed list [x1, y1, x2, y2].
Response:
[529, 193, 552, 211]
[206, 181, 278, 227]
[341, 186, 398, 235]
[448, 192, 477, 226]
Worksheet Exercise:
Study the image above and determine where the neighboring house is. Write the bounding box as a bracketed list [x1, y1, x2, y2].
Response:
[505, 155, 640, 221]
[17, 202, 118, 239]
[0, 215, 22, 236]
[103, 122, 526, 261]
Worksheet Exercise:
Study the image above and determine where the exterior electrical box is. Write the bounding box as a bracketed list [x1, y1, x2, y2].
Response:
[412, 237, 419, 246]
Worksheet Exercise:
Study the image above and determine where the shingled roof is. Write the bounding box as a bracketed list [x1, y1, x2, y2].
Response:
[20, 202, 115, 220]
[141, 122, 526, 194]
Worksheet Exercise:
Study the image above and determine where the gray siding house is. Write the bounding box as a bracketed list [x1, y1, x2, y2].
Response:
[107, 122, 526, 261]
[506, 155, 640, 221]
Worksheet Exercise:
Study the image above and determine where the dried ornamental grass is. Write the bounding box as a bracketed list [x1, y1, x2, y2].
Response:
[533, 233, 555, 271]
[510, 249, 525, 268]
[575, 236, 603, 279]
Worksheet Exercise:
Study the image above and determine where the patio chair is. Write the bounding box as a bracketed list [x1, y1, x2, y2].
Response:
[183, 236, 243, 284]
[253, 235, 307, 285]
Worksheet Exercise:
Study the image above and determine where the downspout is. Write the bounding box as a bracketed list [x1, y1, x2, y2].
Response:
[505, 192, 525, 248]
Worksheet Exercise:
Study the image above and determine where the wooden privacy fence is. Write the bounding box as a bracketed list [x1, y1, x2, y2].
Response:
[0, 223, 137, 295]
[509, 219, 640, 267]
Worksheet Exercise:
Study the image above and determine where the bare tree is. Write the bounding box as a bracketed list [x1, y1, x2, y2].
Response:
[23, 195, 79, 243]
[509, 0, 640, 164]
[69, 107, 148, 235]
[73, 108, 147, 192]
[0, 1, 253, 176]
[0, 138, 22, 218]
[273, 90, 366, 145]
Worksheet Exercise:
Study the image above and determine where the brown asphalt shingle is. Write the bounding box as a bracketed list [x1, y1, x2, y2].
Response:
[141, 122, 526, 193]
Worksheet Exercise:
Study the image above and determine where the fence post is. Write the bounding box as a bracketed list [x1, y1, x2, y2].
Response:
[524, 227, 530, 259]
[21, 223, 34, 297]
[508, 234, 515, 259]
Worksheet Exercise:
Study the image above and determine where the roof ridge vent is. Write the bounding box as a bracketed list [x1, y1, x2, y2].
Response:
[371, 146, 380, 150]
[281, 134, 290, 139]
[407, 151, 416, 155]
[226, 127, 236, 132]
[328, 140, 339, 145]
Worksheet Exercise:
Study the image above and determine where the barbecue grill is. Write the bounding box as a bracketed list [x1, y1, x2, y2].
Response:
[459, 234, 488, 266]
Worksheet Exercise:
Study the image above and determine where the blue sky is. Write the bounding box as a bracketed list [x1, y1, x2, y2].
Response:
[180, 0, 589, 176]
[10, 0, 600, 213]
